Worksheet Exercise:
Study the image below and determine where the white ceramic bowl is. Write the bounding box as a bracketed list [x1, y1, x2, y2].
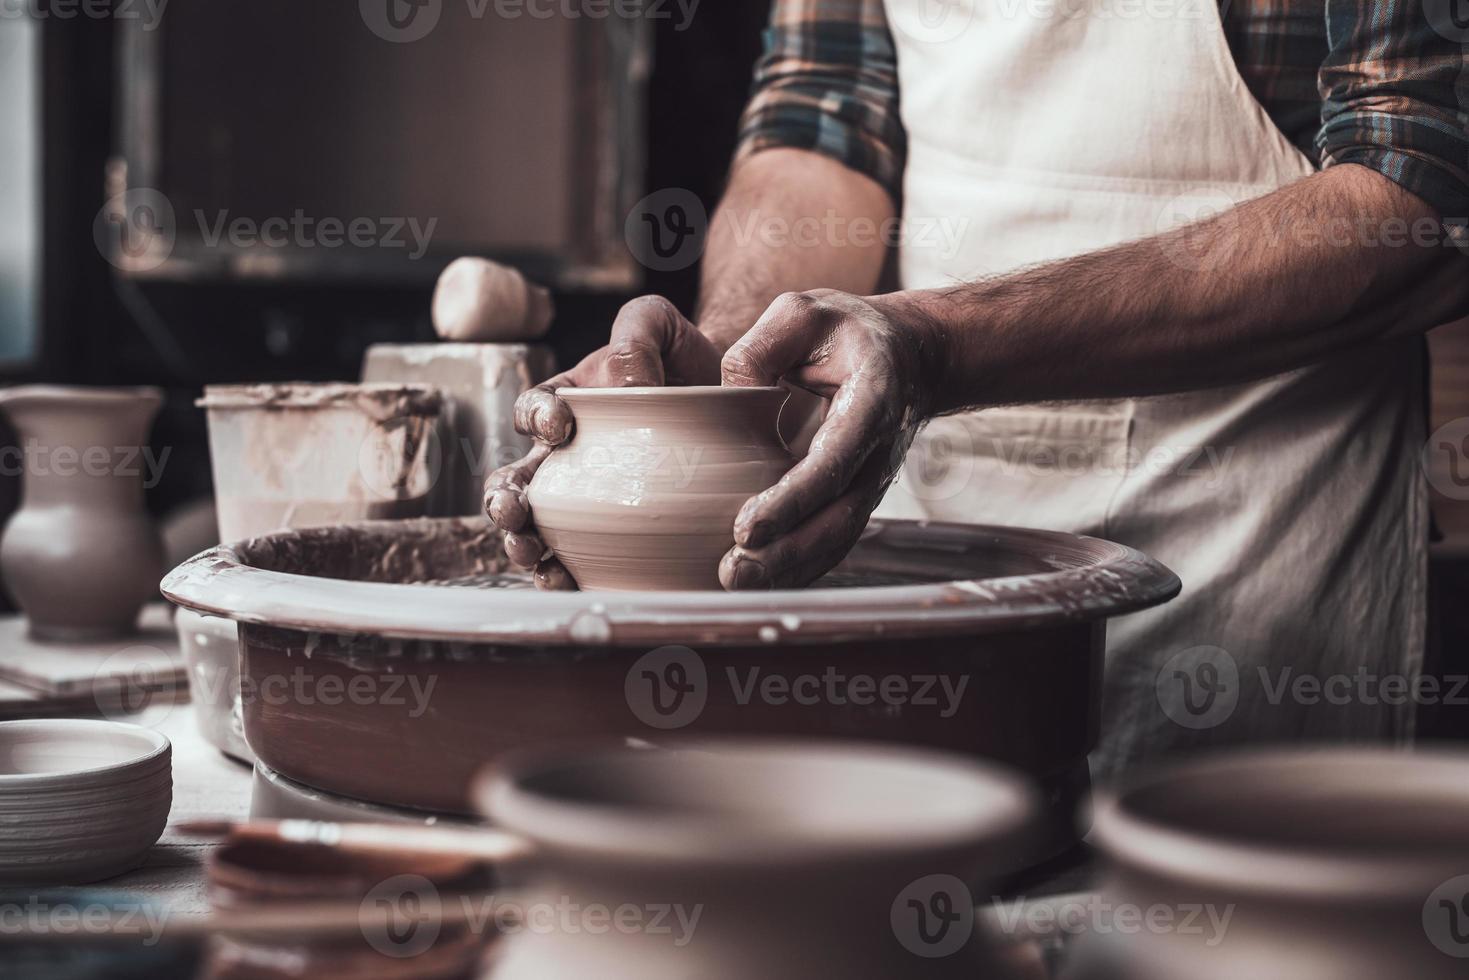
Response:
[0, 719, 172, 886]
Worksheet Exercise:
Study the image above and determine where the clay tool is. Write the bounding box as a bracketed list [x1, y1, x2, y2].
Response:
[432, 256, 554, 342]
[176, 818, 534, 864]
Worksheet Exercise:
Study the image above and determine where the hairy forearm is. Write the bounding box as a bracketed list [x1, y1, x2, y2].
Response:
[698, 148, 895, 351]
[901, 164, 1469, 413]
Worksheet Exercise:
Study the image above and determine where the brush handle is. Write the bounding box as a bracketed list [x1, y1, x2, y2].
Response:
[201, 818, 535, 864]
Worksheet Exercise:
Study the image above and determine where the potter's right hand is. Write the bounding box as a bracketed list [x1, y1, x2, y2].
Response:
[484, 296, 724, 590]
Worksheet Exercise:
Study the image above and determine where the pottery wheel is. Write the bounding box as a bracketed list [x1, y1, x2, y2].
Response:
[162, 517, 1179, 861]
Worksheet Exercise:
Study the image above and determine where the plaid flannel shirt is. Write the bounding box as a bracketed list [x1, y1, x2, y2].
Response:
[736, 0, 1469, 248]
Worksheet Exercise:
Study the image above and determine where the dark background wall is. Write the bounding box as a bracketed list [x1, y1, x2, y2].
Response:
[29, 4, 771, 518]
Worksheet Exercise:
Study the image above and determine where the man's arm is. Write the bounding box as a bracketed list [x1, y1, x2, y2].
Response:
[697, 148, 893, 351]
[719, 166, 1469, 589]
[916, 164, 1469, 410]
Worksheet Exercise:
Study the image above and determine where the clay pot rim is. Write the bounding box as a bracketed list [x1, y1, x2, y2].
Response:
[476, 739, 1038, 868]
[0, 719, 171, 789]
[160, 517, 1181, 646]
[195, 382, 442, 413]
[1092, 747, 1469, 901]
[558, 385, 785, 399]
[0, 384, 163, 408]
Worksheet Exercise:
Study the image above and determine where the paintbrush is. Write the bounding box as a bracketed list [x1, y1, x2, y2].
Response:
[175, 818, 533, 864]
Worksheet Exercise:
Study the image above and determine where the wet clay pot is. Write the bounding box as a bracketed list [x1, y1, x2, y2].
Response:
[477, 739, 1038, 980]
[204, 837, 493, 979]
[526, 386, 794, 591]
[1070, 748, 1469, 980]
[161, 517, 1180, 865]
[0, 386, 165, 640]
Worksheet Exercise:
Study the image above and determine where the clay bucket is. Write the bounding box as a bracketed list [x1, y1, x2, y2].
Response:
[475, 739, 1040, 980]
[1075, 747, 1469, 979]
[0, 385, 165, 639]
[186, 382, 442, 764]
[526, 386, 794, 590]
[197, 383, 443, 543]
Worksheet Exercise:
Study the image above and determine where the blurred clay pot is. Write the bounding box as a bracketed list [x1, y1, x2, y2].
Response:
[526, 386, 793, 590]
[1072, 748, 1469, 980]
[0, 386, 164, 639]
[477, 740, 1039, 980]
[204, 837, 492, 979]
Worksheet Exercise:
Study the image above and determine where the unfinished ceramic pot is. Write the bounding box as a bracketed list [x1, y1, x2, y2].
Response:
[0, 719, 171, 885]
[526, 386, 793, 590]
[478, 740, 1038, 980]
[0, 385, 165, 640]
[1074, 748, 1469, 980]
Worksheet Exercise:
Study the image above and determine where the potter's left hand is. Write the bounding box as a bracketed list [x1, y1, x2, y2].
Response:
[718, 290, 944, 590]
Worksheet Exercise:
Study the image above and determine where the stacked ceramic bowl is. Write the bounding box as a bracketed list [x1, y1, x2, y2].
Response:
[0, 719, 172, 885]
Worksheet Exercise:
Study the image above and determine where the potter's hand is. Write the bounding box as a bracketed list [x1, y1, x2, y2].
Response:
[484, 296, 724, 589]
[718, 290, 942, 590]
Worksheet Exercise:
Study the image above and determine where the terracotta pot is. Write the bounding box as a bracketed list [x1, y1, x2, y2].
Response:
[526, 386, 794, 590]
[160, 517, 1180, 864]
[477, 739, 1038, 979]
[0, 386, 165, 640]
[1072, 748, 1469, 979]
[204, 837, 492, 979]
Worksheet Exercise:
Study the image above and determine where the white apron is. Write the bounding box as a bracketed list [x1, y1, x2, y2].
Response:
[877, 0, 1428, 779]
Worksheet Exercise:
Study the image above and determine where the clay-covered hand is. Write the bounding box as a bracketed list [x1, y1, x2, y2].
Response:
[484, 296, 724, 589]
[718, 290, 944, 590]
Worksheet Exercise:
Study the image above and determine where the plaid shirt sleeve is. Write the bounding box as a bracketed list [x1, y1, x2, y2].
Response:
[1317, 0, 1469, 250]
[733, 0, 906, 201]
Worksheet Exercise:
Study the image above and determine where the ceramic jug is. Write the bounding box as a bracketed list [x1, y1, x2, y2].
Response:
[0, 386, 166, 639]
[477, 740, 1039, 980]
[527, 386, 793, 590]
[1067, 748, 1469, 980]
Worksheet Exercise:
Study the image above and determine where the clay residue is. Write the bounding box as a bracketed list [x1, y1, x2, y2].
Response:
[233, 517, 510, 584]
[197, 383, 442, 421]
